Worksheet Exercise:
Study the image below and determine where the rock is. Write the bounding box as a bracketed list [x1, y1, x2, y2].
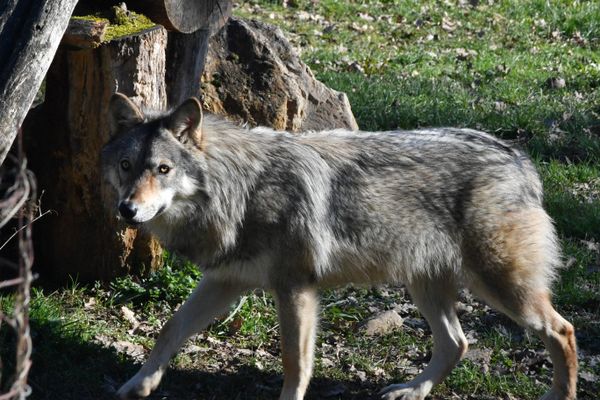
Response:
[320, 357, 335, 368]
[355, 369, 367, 382]
[455, 301, 473, 315]
[203, 17, 358, 132]
[580, 370, 598, 383]
[403, 317, 428, 331]
[545, 76, 566, 89]
[361, 310, 404, 336]
[95, 335, 146, 362]
[181, 344, 204, 354]
[112, 341, 145, 361]
[393, 300, 418, 316]
[463, 347, 493, 373]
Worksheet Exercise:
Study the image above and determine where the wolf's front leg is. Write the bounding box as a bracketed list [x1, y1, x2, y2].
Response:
[274, 286, 319, 400]
[117, 275, 246, 399]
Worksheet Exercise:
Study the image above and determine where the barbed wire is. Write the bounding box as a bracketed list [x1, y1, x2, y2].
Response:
[0, 130, 36, 400]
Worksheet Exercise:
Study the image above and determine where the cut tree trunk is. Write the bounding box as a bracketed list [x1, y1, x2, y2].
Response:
[130, 0, 232, 33]
[148, 0, 233, 106]
[166, 30, 211, 107]
[0, 0, 79, 167]
[26, 26, 168, 281]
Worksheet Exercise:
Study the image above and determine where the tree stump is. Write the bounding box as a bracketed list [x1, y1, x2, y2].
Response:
[26, 1, 233, 282]
[27, 25, 168, 281]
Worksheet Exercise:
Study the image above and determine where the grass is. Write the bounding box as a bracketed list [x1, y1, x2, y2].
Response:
[2, 0, 600, 399]
[540, 160, 600, 239]
[239, 0, 600, 162]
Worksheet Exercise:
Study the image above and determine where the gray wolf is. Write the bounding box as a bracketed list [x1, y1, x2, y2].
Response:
[101, 93, 577, 400]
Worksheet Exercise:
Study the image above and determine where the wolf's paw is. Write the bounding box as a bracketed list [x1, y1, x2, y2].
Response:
[378, 384, 428, 400]
[116, 372, 160, 399]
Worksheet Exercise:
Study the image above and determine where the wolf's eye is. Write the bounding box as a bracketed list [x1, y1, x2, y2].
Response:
[158, 164, 171, 174]
[120, 160, 131, 171]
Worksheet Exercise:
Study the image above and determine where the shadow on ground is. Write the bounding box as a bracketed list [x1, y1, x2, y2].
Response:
[9, 318, 377, 400]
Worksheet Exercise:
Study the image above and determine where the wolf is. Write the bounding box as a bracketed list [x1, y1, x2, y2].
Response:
[101, 92, 577, 400]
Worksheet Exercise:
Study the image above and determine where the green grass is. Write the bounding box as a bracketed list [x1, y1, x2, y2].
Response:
[540, 160, 600, 239]
[109, 254, 201, 307]
[0, 287, 128, 397]
[2, 0, 600, 399]
[239, 0, 600, 162]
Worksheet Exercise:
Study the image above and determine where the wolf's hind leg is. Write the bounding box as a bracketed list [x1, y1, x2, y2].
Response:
[379, 276, 467, 400]
[274, 286, 319, 400]
[117, 275, 246, 399]
[469, 284, 577, 400]
[535, 299, 577, 400]
[467, 207, 577, 400]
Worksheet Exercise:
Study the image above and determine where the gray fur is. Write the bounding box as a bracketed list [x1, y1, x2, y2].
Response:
[103, 94, 577, 400]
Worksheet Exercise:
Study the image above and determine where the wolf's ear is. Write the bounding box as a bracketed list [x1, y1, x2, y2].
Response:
[108, 93, 144, 136]
[168, 97, 203, 147]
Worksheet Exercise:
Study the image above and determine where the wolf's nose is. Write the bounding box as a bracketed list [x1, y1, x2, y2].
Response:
[119, 201, 137, 220]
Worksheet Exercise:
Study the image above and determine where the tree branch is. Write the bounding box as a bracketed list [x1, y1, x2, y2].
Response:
[0, 0, 79, 166]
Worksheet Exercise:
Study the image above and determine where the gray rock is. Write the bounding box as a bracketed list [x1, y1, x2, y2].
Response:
[203, 17, 358, 132]
[361, 310, 404, 336]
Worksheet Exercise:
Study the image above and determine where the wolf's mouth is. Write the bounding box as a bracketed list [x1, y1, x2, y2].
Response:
[118, 205, 167, 226]
[124, 219, 142, 227]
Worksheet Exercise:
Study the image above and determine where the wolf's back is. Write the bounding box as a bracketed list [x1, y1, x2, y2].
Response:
[199, 124, 552, 284]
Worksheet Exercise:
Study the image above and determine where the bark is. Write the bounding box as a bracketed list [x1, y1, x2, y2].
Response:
[0, 0, 78, 166]
[163, 0, 232, 106]
[26, 26, 168, 282]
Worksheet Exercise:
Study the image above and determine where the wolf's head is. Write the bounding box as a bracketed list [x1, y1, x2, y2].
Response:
[101, 93, 207, 225]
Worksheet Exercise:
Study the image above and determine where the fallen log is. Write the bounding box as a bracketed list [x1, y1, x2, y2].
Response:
[130, 0, 232, 33]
